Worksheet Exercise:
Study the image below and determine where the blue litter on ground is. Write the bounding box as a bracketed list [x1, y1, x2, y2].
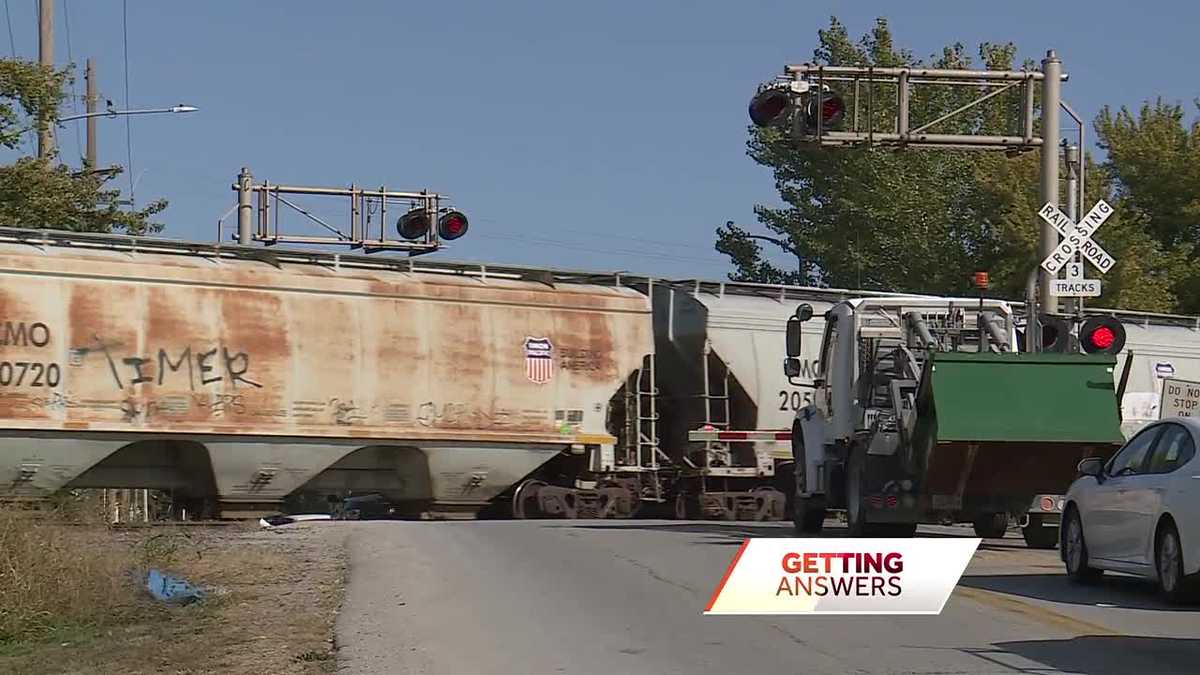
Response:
[146, 568, 206, 604]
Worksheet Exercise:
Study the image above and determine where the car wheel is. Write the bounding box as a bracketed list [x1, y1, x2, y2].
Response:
[1155, 522, 1196, 603]
[1063, 507, 1102, 583]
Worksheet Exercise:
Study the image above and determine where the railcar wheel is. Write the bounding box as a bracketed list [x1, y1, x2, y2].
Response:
[512, 479, 546, 519]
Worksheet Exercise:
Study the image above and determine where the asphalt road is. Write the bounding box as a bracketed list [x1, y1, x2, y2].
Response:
[335, 520, 1200, 675]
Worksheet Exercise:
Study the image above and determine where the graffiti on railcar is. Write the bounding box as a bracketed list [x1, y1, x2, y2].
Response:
[417, 401, 470, 427]
[412, 401, 552, 431]
[118, 393, 246, 423]
[291, 398, 367, 426]
[69, 336, 263, 391]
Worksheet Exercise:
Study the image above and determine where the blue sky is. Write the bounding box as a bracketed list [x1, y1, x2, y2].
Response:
[3, 1, 1197, 279]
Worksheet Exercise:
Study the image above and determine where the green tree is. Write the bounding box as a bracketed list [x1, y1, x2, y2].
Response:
[1095, 100, 1200, 312]
[721, 17, 1185, 312]
[0, 58, 165, 234]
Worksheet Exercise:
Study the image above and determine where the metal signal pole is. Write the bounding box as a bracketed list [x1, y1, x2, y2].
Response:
[1039, 51, 1062, 314]
[1064, 143, 1081, 316]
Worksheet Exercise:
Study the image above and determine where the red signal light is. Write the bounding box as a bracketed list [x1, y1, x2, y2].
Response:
[437, 211, 469, 241]
[749, 88, 791, 128]
[397, 208, 431, 240]
[805, 92, 845, 129]
[1089, 326, 1115, 350]
[1079, 316, 1126, 355]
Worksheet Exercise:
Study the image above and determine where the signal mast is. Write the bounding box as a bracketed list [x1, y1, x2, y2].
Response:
[227, 167, 469, 255]
[745, 53, 1125, 354]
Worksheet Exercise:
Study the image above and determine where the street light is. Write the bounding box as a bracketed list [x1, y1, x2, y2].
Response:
[58, 103, 198, 175]
[59, 104, 199, 123]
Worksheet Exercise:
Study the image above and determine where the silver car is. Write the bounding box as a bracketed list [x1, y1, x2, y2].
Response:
[1062, 416, 1200, 602]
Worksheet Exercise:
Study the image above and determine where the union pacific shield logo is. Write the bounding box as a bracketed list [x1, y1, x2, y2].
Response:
[524, 337, 554, 385]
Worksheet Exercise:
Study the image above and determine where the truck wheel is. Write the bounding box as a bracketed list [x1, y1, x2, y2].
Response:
[793, 497, 826, 535]
[1021, 514, 1059, 549]
[845, 445, 914, 537]
[972, 513, 1009, 539]
[791, 418, 825, 534]
[1063, 507, 1102, 583]
[845, 444, 871, 537]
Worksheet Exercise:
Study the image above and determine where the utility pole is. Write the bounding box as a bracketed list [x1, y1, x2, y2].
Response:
[1038, 50, 1062, 314]
[85, 58, 97, 168]
[37, 0, 54, 158]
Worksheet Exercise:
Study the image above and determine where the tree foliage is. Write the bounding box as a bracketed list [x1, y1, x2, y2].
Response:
[0, 58, 165, 235]
[1095, 100, 1200, 312]
[721, 17, 1192, 313]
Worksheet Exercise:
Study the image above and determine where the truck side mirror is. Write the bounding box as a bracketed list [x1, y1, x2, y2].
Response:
[1077, 457, 1103, 478]
[784, 358, 802, 378]
[786, 316, 802, 357]
[795, 303, 814, 322]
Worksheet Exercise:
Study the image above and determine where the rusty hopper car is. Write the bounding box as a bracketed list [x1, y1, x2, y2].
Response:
[0, 229, 651, 518]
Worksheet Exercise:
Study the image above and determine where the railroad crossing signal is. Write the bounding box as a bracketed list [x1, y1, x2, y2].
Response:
[1039, 200, 1114, 298]
[1039, 200, 1115, 275]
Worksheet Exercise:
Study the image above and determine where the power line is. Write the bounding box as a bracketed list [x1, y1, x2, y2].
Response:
[5, 0, 33, 153]
[3, 0, 14, 57]
[474, 217, 728, 251]
[473, 232, 729, 266]
[122, 0, 134, 207]
[62, 0, 81, 162]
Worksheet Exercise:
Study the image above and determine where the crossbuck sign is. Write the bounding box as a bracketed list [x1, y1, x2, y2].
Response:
[1039, 200, 1115, 275]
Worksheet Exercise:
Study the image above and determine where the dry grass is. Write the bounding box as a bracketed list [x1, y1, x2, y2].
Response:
[0, 506, 345, 674]
[0, 505, 152, 643]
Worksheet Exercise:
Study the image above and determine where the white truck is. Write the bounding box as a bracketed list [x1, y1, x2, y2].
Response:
[781, 295, 1128, 546]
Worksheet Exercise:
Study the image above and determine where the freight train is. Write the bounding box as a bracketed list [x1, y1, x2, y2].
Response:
[1, 227, 1197, 519]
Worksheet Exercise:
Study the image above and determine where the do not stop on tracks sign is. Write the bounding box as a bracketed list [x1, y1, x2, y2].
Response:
[1160, 378, 1200, 419]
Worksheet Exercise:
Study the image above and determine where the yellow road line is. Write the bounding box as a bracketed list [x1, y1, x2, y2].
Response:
[953, 586, 1119, 636]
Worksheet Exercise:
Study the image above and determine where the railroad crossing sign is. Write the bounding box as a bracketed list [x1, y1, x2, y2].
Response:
[1039, 200, 1114, 297]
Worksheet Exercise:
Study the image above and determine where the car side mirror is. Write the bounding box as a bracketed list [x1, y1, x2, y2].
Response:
[795, 303, 814, 323]
[1077, 457, 1103, 478]
[784, 358, 801, 378]
[786, 317, 802, 358]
